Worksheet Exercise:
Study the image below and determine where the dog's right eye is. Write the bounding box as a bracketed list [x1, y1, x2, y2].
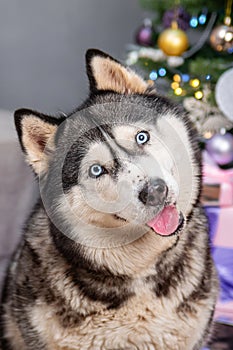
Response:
[89, 164, 106, 178]
[136, 131, 150, 145]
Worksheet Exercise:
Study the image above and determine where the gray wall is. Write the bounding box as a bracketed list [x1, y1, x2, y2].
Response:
[0, 0, 142, 114]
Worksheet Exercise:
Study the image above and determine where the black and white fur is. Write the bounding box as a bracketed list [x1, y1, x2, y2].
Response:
[0, 49, 218, 350]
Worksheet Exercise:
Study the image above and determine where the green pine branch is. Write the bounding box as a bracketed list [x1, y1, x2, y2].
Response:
[139, 0, 223, 16]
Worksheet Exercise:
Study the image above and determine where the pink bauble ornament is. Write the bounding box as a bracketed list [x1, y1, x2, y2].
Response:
[135, 19, 156, 47]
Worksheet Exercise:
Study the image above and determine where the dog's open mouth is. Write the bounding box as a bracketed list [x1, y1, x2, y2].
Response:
[113, 205, 184, 236]
[147, 205, 184, 236]
[114, 214, 127, 223]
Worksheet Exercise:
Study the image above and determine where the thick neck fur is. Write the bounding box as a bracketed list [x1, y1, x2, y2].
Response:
[48, 203, 205, 279]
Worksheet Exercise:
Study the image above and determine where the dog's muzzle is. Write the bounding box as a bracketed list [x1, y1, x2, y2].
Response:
[138, 178, 168, 206]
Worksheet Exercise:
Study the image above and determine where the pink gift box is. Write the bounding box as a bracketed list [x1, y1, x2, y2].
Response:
[202, 151, 233, 207]
[203, 151, 233, 325]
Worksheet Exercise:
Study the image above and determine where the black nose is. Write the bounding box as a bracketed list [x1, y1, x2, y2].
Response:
[138, 178, 168, 206]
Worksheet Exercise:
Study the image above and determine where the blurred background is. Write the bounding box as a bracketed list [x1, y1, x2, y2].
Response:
[0, 0, 142, 113]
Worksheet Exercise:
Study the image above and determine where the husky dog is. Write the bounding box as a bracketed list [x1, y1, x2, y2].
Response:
[0, 49, 218, 350]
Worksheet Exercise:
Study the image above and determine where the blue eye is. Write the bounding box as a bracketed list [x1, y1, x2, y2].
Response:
[136, 131, 150, 145]
[89, 164, 105, 178]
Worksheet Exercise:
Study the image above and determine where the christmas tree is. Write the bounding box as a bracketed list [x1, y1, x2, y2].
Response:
[126, 0, 233, 141]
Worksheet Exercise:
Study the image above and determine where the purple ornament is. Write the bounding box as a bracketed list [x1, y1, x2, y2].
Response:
[163, 7, 191, 31]
[135, 19, 156, 47]
[206, 133, 233, 165]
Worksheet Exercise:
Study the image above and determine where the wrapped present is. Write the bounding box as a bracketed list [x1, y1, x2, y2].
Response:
[202, 151, 233, 207]
[202, 151, 233, 325]
[205, 206, 233, 325]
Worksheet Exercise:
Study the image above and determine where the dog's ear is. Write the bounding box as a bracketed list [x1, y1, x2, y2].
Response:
[86, 49, 152, 94]
[14, 108, 64, 175]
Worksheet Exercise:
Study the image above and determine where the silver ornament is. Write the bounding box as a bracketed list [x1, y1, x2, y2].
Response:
[215, 68, 233, 122]
[206, 132, 233, 165]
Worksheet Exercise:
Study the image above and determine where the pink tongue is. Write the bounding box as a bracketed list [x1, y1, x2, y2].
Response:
[147, 205, 180, 236]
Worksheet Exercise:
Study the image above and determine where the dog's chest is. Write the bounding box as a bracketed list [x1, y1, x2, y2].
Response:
[31, 286, 204, 350]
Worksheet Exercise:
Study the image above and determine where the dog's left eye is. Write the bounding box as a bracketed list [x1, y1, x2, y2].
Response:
[89, 164, 106, 178]
[136, 131, 150, 145]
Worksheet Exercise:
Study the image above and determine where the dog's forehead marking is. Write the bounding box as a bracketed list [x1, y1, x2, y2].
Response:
[113, 123, 154, 139]
[111, 122, 155, 155]
[81, 124, 140, 168]
[82, 141, 115, 166]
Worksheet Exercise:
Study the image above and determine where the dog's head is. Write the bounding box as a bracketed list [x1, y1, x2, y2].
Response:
[15, 49, 201, 255]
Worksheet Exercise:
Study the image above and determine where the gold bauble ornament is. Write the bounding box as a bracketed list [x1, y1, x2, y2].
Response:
[158, 22, 189, 56]
[210, 25, 233, 52]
